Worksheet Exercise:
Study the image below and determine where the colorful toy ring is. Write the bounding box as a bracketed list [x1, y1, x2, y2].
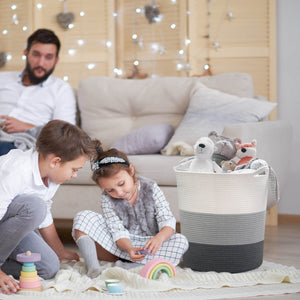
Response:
[140, 258, 176, 280]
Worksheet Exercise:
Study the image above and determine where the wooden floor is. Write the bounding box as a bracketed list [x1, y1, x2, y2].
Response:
[264, 225, 300, 269]
[63, 224, 300, 299]
[234, 224, 300, 299]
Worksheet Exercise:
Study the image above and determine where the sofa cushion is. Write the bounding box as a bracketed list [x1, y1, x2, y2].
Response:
[77, 73, 256, 149]
[78, 77, 200, 148]
[198, 72, 255, 98]
[162, 83, 276, 153]
[112, 123, 174, 154]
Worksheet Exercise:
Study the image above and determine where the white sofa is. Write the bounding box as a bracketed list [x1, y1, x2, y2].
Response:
[52, 73, 292, 222]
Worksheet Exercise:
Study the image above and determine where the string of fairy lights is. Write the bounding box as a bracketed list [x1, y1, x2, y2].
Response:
[0, 0, 235, 79]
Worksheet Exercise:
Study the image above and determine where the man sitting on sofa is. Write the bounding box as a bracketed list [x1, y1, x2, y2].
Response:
[0, 28, 76, 156]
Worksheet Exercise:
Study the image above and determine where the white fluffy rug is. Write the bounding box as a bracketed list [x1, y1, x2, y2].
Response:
[2, 260, 300, 300]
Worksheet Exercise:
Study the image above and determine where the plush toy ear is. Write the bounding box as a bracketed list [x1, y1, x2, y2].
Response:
[233, 138, 242, 148]
[251, 139, 257, 147]
[208, 130, 218, 138]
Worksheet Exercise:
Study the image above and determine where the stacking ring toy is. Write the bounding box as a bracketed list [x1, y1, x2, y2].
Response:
[140, 258, 176, 280]
[16, 251, 43, 291]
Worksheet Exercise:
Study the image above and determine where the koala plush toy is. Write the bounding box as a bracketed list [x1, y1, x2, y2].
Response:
[208, 131, 241, 167]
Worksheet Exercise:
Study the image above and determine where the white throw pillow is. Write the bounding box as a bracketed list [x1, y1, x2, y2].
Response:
[162, 83, 276, 155]
[198, 72, 255, 98]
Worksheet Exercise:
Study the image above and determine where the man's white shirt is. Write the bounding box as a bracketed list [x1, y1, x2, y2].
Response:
[0, 71, 76, 126]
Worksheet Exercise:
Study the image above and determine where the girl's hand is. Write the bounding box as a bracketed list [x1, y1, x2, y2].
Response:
[59, 249, 80, 261]
[0, 269, 20, 295]
[143, 227, 175, 256]
[128, 247, 145, 262]
[143, 235, 164, 256]
[116, 238, 145, 262]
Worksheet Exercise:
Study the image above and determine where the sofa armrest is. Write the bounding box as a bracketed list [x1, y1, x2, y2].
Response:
[222, 120, 293, 196]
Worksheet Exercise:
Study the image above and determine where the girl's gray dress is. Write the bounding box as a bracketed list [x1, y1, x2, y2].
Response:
[73, 176, 188, 265]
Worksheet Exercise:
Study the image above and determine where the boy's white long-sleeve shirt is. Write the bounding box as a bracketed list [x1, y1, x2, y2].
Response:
[0, 148, 59, 228]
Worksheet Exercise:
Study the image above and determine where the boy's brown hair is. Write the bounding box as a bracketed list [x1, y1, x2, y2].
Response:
[36, 120, 96, 162]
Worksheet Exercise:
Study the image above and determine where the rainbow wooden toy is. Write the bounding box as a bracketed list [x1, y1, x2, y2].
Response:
[140, 258, 176, 280]
[16, 251, 43, 291]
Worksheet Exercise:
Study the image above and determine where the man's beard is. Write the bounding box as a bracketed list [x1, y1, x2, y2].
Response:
[25, 60, 55, 85]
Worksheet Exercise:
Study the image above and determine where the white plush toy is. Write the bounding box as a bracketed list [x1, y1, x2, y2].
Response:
[189, 137, 222, 173]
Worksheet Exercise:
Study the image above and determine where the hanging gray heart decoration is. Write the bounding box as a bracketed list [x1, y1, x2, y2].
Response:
[144, 5, 160, 24]
[0, 52, 7, 69]
[56, 12, 74, 30]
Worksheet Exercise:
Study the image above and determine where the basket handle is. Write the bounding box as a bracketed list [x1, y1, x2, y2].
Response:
[253, 166, 269, 177]
[178, 157, 194, 165]
[173, 157, 194, 171]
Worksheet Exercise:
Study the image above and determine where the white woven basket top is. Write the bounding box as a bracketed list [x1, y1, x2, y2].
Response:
[174, 162, 269, 214]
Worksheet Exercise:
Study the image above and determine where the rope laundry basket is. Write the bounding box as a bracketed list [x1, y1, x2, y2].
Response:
[174, 160, 269, 273]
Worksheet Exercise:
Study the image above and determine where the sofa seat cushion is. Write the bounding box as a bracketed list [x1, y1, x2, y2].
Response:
[65, 154, 184, 186]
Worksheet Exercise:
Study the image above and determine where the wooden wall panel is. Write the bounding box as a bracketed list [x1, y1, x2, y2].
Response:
[0, 0, 115, 88]
[191, 57, 269, 97]
[0, 0, 276, 106]
[117, 0, 188, 77]
[32, 0, 115, 88]
[188, 0, 276, 105]
[0, 0, 32, 69]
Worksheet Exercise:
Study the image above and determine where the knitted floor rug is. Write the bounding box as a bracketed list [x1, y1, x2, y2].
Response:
[2, 260, 300, 300]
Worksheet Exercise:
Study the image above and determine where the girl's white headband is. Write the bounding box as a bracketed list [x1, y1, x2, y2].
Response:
[92, 157, 129, 171]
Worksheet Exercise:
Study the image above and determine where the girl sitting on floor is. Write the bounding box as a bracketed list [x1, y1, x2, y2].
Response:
[72, 143, 188, 278]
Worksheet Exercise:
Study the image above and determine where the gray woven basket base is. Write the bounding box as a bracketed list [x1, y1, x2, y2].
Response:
[183, 240, 264, 273]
